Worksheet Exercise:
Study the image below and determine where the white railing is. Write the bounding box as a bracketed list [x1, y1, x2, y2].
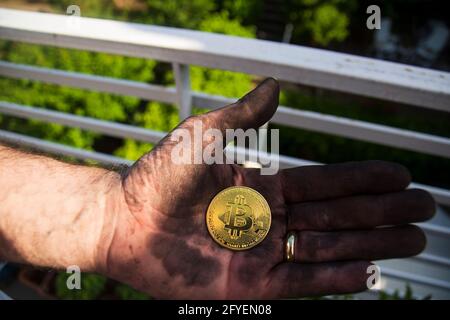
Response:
[0, 8, 449, 298]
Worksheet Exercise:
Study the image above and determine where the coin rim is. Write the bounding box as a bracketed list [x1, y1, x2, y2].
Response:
[206, 186, 272, 251]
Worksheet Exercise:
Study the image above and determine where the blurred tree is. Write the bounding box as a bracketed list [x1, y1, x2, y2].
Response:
[141, 0, 216, 28]
[0, 40, 156, 154]
[286, 0, 357, 46]
[217, 0, 262, 26]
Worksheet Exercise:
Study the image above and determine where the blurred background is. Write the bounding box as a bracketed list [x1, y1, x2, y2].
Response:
[0, 0, 449, 300]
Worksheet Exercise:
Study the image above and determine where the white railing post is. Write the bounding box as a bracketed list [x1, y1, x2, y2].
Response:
[173, 63, 192, 120]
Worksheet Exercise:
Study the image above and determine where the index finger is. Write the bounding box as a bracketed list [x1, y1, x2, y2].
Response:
[281, 160, 411, 203]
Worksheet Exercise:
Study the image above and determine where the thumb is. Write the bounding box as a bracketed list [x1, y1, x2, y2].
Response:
[200, 77, 279, 133]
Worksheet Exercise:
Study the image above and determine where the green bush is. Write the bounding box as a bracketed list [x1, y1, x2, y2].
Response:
[55, 272, 107, 300]
[139, 0, 216, 28]
[0, 39, 158, 158]
[218, 0, 262, 25]
[199, 11, 256, 38]
[286, 0, 357, 46]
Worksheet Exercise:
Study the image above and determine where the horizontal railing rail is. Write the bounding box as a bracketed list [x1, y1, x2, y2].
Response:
[381, 266, 450, 291]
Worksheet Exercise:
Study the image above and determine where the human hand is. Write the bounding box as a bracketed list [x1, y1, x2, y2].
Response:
[97, 78, 435, 299]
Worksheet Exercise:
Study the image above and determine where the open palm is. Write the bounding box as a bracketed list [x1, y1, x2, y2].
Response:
[99, 78, 434, 299]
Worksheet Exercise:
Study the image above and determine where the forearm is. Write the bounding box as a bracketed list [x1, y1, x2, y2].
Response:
[0, 144, 122, 272]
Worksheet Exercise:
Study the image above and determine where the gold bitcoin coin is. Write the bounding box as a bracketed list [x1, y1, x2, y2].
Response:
[206, 186, 271, 250]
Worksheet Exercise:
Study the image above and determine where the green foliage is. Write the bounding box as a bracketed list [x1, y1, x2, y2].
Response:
[55, 272, 107, 300]
[378, 284, 432, 300]
[55, 271, 150, 300]
[307, 4, 349, 45]
[218, 0, 262, 25]
[0, 39, 163, 161]
[114, 139, 154, 161]
[141, 0, 216, 29]
[115, 284, 151, 300]
[199, 11, 255, 38]
[286, 0, 357, 46]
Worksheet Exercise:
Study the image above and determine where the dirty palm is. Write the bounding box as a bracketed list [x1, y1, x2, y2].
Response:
[101, 78, 435, 299]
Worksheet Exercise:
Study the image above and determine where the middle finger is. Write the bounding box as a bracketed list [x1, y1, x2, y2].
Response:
[288, 189, 435, 231]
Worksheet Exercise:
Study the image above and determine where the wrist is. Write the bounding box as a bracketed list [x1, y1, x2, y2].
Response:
[92, 167, 160, 287]
[46, 169, 124, 273]
[91, 171, 125, 275]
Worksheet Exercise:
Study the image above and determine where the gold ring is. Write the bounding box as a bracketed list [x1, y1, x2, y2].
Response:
[285, 231, 296, 262]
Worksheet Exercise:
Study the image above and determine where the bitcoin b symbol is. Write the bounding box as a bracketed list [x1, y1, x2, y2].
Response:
[206, 186, 271, 250]
[223, 194, 253, 239]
